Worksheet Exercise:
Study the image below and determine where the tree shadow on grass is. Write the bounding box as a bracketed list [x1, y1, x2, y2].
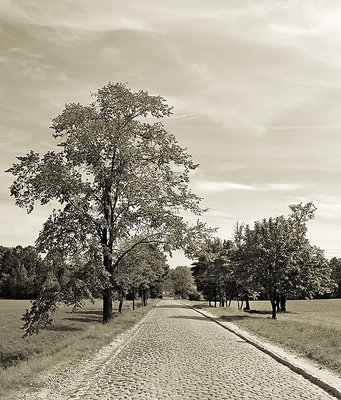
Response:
[66, 310, 102, 316]
[219, 315, 250, 322]
[244, 310, 273, 315]
[45, 324, 84, 331]
[244, 309, 297, 315]
[62, 317, 101, 323]
[192, 304, 217, 310]
[1, 352, 28, 369]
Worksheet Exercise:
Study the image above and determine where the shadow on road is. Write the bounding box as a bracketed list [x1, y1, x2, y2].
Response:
[157, 304, 187, 309]
[168, 315, 208, 321]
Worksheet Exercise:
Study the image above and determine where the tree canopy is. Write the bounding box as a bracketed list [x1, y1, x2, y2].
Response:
[191, 203, 334, 318]
[169, 266, 195, 299]
[7, 82, 209, 334]
[0, 245, 42, 299]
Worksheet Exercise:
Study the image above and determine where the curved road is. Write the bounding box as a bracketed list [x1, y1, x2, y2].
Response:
[66, 299, 336, 400]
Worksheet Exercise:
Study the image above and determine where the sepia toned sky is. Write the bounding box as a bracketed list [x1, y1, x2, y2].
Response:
[1, 0, 341, 267]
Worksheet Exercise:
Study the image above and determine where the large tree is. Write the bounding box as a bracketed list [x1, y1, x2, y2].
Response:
[192, 238, 232, 307]
[7, 82, 207, 334]
[169, 266, 195, 299]
[114, 242, 169, 310]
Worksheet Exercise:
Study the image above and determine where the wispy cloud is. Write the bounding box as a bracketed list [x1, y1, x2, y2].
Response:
[265, 183, 306, 191]
[196, 182, 257, 192]
[195, 181, 306, 193]
[1, 0, 341, 262]
[0, 1, 162, 35]
[316, 203, 341, 210]
[208, 210, 235, 219]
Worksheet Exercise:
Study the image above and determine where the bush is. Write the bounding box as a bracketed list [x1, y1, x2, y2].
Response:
[188, 291, 201, 301]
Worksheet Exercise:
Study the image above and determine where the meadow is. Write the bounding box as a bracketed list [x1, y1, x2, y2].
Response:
[188, 298, 341, 375]
[0, 298, 158, 397]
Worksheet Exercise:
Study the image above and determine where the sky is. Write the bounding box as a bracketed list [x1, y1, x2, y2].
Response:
[1, 0, 341, 268]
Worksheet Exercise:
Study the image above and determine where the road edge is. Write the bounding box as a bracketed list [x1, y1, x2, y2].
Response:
[179, 301, 341, 400]
[15, 305, 158, 400]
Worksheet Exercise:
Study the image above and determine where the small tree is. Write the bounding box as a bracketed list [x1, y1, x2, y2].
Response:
[7, 82, 208, 335]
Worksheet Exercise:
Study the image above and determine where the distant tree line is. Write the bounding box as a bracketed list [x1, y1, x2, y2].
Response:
[2, 203, 340, 323]
[192, 203, 341, 319]
[0, 244, 169, 306]
[0, 246, 42, 299]
[167, 265, 200, 300]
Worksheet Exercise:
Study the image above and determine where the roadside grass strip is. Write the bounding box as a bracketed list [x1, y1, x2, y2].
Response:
[180, 299, 341, 399]
[0, 299, 159, 398]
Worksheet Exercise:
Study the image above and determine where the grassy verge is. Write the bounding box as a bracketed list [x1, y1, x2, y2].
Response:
[0, 298, 158, 397]
[185, 298, 341, 375]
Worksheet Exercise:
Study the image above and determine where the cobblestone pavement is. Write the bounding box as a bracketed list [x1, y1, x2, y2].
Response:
[28, 299, 337, 400]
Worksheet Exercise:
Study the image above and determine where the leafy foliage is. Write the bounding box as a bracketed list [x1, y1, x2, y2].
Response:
[7, 82, 209, 334]
[192, 238, 234, 305]
[233, 203, 333, 318]
[191, 203, 334, 318]
[114, 243, 169, 299]
[330, 257, 341, 297]
[169, 266, 195, 299]
[0, 246, 42, 299]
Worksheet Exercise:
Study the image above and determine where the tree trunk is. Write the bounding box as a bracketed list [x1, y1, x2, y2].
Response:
[270, 288, 277, 319]
[118, 298, 123, 313]
[142, 289, 147, 307]
[280, 296, 286, 312]
[132, 286, 135, 310]
[103, 287, 113, 323]
[276, 294, 280, 312]
[271, 299, 277, 319]
[244, 294, 250, 311]
[101, 227, 113, 323]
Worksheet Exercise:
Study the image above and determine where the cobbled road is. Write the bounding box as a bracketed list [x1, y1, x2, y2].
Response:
[49, 299, 337, 399]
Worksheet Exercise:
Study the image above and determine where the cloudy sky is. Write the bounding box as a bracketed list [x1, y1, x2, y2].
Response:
[1, 0, 341, 267]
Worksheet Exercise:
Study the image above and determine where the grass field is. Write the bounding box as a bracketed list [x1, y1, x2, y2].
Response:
[0, 298, 158, 397]
[186, 298, 341, 375]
